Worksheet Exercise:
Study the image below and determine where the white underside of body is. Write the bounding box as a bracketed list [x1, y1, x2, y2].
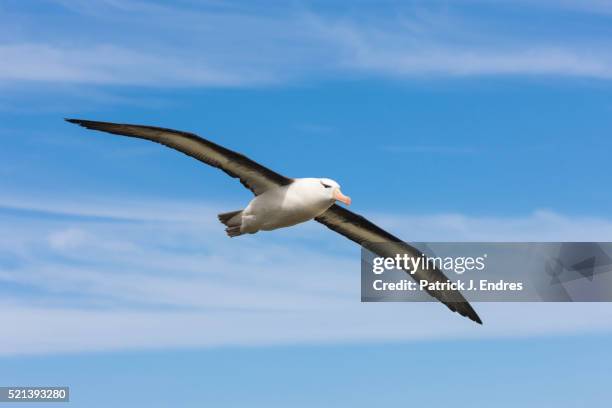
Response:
[239, 180, 335, 234]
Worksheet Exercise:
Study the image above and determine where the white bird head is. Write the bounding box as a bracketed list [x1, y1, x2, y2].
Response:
[318, 178, 351, 206]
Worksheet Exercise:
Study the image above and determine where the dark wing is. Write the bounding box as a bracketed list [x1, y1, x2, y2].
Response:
[66, 119, 292, 195]
[316, 204, 482, 324]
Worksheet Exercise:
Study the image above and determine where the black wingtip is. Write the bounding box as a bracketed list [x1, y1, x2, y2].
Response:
[457, 303, 483, 325]
[65, 118, 91, 128]
[65, 118, 110, 132]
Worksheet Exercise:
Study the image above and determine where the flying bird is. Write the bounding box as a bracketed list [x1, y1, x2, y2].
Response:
[66, 119, 482, 324]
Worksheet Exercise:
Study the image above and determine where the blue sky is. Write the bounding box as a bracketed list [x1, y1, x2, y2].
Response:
[2, 0, 612, 406]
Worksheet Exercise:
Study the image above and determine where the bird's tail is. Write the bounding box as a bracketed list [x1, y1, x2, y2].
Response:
[217, 210, 244, 237]
[225, 226, 243, 238]
[218, 210, 242, 226]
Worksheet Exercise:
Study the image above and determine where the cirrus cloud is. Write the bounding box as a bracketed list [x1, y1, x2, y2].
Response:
[2, 0, 612, 88]
[1, 193, 612, 355]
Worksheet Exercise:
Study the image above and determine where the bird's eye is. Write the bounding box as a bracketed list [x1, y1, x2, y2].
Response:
[320, 182, 332, 188]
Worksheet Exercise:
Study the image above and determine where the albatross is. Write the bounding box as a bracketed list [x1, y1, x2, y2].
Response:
[66, 119, 482, 325]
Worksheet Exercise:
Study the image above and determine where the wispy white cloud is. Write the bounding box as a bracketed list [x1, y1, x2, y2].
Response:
[1, 194, 612, 355]
[375, 210, 612, 241]
[2, 0, 612, 88]
[0, 44, 263, 86]
[341, 44, 612, 79]
[310, 8, 612, 79]
[2, 301, 609, 355]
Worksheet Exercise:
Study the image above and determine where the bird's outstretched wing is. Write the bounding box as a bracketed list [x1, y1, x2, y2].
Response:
[316, 204, 482, 324]
[66, 119, 292, 195]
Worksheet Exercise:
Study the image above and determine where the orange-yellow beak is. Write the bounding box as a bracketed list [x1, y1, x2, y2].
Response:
[334, 189, 351, 206]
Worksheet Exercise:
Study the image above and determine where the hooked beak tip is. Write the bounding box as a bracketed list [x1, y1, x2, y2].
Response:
[334, 189, 351, 206]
